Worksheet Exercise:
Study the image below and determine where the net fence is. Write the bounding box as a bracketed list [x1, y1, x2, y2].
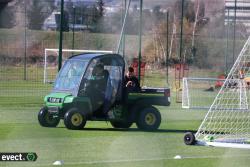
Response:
[0, 0, 249, 112]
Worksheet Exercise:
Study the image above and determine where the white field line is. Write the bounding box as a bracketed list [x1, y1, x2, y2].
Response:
[16, 154, 250, 167]
[67, 154, 250, 165]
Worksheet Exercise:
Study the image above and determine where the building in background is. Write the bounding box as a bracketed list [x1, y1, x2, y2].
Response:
[225, 0, 250, 33]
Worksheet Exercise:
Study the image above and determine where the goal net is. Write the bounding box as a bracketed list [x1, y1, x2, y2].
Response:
[43, 48, 113, 83]
[195, 36, 250, 149]
[182, 77, 225, 109]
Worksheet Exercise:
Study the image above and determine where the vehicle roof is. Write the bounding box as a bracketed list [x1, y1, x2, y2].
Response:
[69, 53, 123, 61]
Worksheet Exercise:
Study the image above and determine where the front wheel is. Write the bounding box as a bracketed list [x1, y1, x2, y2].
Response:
[38, 107, 60, 127]
[64, 108, 86, 130]
[136, 106, 161, 131]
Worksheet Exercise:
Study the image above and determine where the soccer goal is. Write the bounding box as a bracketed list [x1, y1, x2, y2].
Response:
[43, 48, 113, 83]
[182, 77, 226, 109]
[185, 36, 250, 149]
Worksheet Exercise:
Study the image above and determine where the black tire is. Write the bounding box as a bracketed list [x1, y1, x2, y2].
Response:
[136, 106, 161, 131]
[64, 108, 86, 130]
[184, 132, 196, 145]
[38, 107, 60, 127]
[110, 121, 133, 129]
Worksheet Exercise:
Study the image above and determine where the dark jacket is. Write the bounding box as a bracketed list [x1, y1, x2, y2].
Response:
[124, 75, 141, 92]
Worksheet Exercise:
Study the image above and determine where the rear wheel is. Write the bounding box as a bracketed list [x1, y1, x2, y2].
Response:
[38, 107, 60, 127]
[136, 106, 161, 131]
[64, 108, 86, 130]
[110, 121, 133, 129]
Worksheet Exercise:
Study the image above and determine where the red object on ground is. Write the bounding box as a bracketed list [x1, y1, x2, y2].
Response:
[215, 74, 226, 88]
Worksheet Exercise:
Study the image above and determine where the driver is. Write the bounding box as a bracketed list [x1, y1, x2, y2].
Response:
[88, 63, 109, 112]
[92, 63, 109, 90]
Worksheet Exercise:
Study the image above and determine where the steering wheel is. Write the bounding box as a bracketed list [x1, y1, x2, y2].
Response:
[79, 79, 91, 96]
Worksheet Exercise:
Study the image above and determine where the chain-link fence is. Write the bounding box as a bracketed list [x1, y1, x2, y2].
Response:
[0, 0, 249, 110]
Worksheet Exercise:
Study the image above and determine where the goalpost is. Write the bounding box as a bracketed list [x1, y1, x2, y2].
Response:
[43, 48, 113, 83]
[182, 77, 226, 109]
[185, 36, 250, 149]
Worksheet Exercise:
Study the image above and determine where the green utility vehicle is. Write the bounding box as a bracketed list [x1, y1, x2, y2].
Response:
[38, 53, 170, 131]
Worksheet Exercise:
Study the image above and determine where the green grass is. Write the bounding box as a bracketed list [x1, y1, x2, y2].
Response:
[1, 106, 250, 167]
[1, 68, 250, 167]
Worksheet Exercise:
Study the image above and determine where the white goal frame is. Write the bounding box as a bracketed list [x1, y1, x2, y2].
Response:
[43, 48, 113, 83]
[182, 77, 226, 109]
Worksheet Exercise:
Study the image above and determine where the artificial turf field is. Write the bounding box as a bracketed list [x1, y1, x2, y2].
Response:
[1, 79, 250, 167]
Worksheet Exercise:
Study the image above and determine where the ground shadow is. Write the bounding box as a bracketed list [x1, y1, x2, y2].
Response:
[57, 126, 197, 134]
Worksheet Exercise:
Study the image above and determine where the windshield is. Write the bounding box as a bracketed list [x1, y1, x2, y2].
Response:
[53, 60, 87, 91]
